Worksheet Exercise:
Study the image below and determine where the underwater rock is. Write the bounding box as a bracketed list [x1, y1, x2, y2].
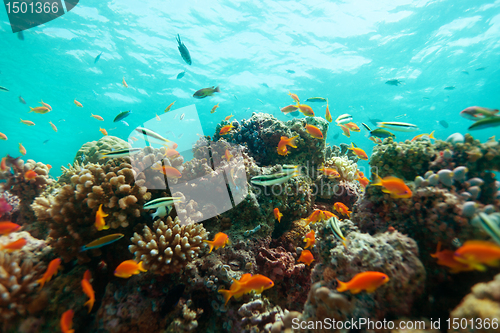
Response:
[446, 133, 465, 144]
[450, 273, 500, 333]
[129, 216, 208, 274]
[74, 136, 130, 164]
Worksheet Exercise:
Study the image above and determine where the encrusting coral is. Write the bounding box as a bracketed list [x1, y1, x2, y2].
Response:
[32, 159, 151, 263]
[129, 216, 208, 275]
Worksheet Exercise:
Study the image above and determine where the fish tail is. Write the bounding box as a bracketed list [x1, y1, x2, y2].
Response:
[371, 173, 383, 186]
[218, 289, 233, 305]
[214, 86, 220, 93]
[84, 298, 94, 313]
[429, 130, 435, 139]
[37, 277, 45, 289]
[288, 135, 299, 148]
[203, 240, 214, 253]
[138, 261, 148, 273]
[102, 225, 110, 230]
[336, 279, 348, 292]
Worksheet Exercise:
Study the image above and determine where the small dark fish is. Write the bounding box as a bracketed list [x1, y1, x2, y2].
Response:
[18, 96, 26, 104]
[94, 51, 103, 64]
[439, 120, 449, 128]
[43, 140, 49, 144]
[385, 79, 402, 86]
[17, 31, 24, 41]
[176, 34, 192, 65]
[114, 110, 131, 122]
[475, 67, 486, 71]
[193, 86, 220, 99]
[177, 133, 184, 139]
[0, 86, 9, 92]
[461, 70, 469, 75]
[286, 70, 295, 74]
[285, 111, 301, 118]
[261, 83, 269, 88]
[333, 132, 339, 139]
[180, 113, 185, 121]
[422, 97, 430, 100]
[444, 86, 455, 90]
[369, 118, 382, 126]
[176, 71, 185, 79]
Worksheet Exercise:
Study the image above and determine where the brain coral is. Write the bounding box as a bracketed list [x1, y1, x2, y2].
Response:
[32, 160, 151, 263]
[129, 216, 208, 275]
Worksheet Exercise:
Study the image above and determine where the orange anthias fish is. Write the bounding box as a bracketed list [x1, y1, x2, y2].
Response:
[431, 242, 474, 273]
[304, 230, 316, 249]
[274, 208, 283, 223]
[156, 114, 161, 121]
[151, 165, 182, 178]
[348, 144, 368, 160]
[218, 273, 274, 305]
[369, 137, 383, 144]
[20, 119, 35, 126]
[74, 100, 83, 107]
[29, 106, 50, 114]
[122, 77, 128, 88]
[412, 131, 435, 142]
[224, 149, 233, 161]
[321, 210, 339, 221]
[19, 143, 26, 156]
[317, 166, 340, 179]
[99, 128, 108, 136]
[211, 104, 219, 113]
[164, 148, 180, 158]
[280, 105, 299, 114]
[24, 169, 38, 180]
[203, 232, 230, 253]
[95, 204, 109, 231]
[288, 91, 300, 103]
[277, 135, 298, 156]
[225, 114, 234, 121]
[0, 157, 7, 171]
[305, 124, 324, 139]
[49, 121, 58, 132]
[0, 222, 21, 235]
[325, 101, 332, 123]
[336, 271, 389, 294]
[372, 174, 412, 199]
[0, 132, 8, 140]
[60, 309, 74, 333]
[37, 258, 62, 289]
[296, 103, 314, 117]
[39, 100, 52, 111]
[164, 101, 176, 113]
[344, 122, 360, 132]
[454, 240, 500, 271]
[81, 271, 95, 313]
[303, 210, 323, 225]
[83, 269, 91, 282]
[114, 260, 147, 278]
[339, 124, 350, 138]
[298, 250, 315, 265]
[219, 124, 234, 135]
[334, 202, 351, 218]
[0, 238, 27, 251]
[91, 114, 104, 121]
[355, 171, 370, 189]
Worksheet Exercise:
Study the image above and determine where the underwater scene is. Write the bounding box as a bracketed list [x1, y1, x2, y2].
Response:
[1, 0, 500, 332]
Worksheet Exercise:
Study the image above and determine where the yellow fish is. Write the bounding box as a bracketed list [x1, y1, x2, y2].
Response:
[20, 119, 35, 126]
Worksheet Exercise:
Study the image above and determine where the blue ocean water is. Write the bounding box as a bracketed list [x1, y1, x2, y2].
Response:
[1, 0, 499, 176]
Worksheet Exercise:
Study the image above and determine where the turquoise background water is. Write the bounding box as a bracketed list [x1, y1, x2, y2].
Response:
[1, 0, 499, 177]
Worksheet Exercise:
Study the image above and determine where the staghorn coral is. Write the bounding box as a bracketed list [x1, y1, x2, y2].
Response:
[449, 273, 500, 333]
[129, 216, 208, 275]
[32, 159, 151, 263]
[0, 251, 42, 324]
[74, 136, 131, 164]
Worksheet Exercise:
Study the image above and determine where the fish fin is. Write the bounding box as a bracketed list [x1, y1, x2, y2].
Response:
[371, 173, 383, 186]
[138, 261, 148, 272]
[214, 86, 220, 93]
[84, 298, 94, 313]
[429, 131, 435, 139]
[203, 240, 214, 253]
[350, 288, 362, 294]
[381, 188, 391, 193]
[218, 289, 233, 305]
[366, 286, 378, 293]
[336, 279, 348, 292]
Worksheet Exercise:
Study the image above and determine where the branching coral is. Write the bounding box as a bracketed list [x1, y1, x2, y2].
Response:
[129, 216, 208, 275]
[32, 160, 151, 263]
[0, 251, 42, 323]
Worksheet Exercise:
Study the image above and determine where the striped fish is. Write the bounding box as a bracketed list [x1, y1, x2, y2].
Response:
[326, 216, 347, 248]
[335, 114, 352, 125]
[99, 148, 142, 159]
[250, 171, 299, 186]
[376, 121, 419, 132]
[135, 127, 177, 149]
[80, 233, 124, 252]
[475, 212, 500, 245]
[144, 197, 183, 210]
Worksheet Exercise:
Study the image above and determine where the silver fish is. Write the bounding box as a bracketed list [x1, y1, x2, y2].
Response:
[326, 216, 347, 247]
[376, 121, 418, 132]
[335, 114, 352, 124]
[250, 171, 299, 186]
[99, 148, 142, 159]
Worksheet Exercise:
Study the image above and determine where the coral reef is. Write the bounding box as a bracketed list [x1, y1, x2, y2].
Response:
[450, 273, 500, 333]
[129, 216, 208, 274]
[74, 136, 131, 164]
[32, 159, 151, 263]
